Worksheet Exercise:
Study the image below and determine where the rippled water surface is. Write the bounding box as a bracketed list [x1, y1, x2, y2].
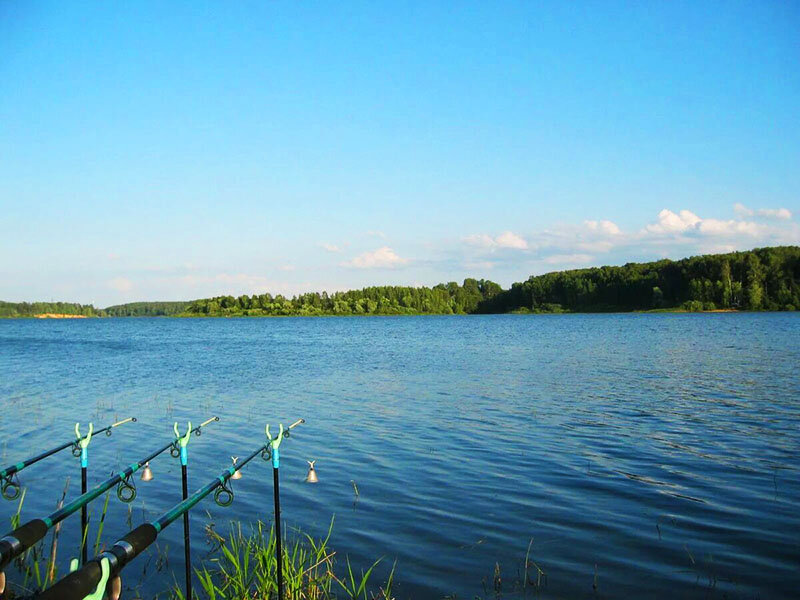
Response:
[1, 314, 798, 599]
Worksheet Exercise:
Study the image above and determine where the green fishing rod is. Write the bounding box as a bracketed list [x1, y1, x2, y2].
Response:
[0, 417, 137, 502]
[38, 434, 270, 600]
[0, 416, 219, 576]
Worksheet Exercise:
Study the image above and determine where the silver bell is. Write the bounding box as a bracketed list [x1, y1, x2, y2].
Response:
[140, 462, 154, 482]
[231, 456, 242, 480]
[305, 460, 318, 483]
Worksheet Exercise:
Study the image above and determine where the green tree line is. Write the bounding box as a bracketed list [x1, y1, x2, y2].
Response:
[477, 246, 800, 313]
[0, 301, 102, 318]
[103, 301, 191, 317]
[185, 279, 503, 316]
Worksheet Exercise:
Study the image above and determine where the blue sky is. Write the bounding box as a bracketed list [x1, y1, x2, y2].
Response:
[1, 2, 798, 306]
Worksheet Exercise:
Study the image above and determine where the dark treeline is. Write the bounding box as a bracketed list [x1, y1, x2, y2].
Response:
[0, 301, 102, 317]
[479, 246, 800, 313]
[103, 301, 191, 317]
[186, 280, 503, 316]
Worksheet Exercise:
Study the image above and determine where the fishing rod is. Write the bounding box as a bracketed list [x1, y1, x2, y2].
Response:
[173, 422, 194, 600]
[266, 418, 305, 600]
[0, 416, 219, 576]
[0, 417, 137, 502]
[38, 433, 272, 600]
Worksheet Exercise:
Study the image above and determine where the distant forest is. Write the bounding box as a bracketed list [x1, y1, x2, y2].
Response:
[185, 246, 800, 316]
[484, 245, 800, 314]
[2, 246, 799, 317]
[0, 301, 102, 318]
[186, 280, 503, 316]
[103, 301, 190, 317]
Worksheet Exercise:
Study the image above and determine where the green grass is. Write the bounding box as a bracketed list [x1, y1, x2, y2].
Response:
[179, 519, 394, 600]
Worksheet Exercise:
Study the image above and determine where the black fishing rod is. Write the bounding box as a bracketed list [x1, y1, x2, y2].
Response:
[172, 421, 194, 600]
[266, 418, 305, 599]
[0, 417, 219, 575]
[38, 436, 269, 600]
[0, 417, 137, 502]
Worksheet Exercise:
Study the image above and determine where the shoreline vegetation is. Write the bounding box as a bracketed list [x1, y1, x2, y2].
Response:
[2, 246, 798, 319]
[4, 490, 394, 600]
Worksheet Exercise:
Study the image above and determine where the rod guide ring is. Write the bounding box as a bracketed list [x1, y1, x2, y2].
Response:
[116, 475, 137, 503]
[1, 476, 20, 501]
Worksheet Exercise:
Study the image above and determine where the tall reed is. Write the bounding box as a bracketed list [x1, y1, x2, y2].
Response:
[179, 519, 395, 600]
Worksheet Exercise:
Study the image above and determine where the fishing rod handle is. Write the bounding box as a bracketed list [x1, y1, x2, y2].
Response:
[0, 519, 47, 571]
[38, 524, 157, 600]
[38, 558, 103, 600]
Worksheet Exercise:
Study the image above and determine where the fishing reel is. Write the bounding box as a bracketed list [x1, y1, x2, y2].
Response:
[214, 479, 234, 507]
[1, 473, 20, 501]
[116, 473, 137, 503]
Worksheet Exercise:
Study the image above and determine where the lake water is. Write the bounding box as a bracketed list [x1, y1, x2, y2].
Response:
[0, 314, 798, 599]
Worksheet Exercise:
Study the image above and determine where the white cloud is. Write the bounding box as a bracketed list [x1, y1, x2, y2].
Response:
[645, 209, 702, 234]
[643, 208, 772, 238]
[319, 243, 341, 253]
[463, 234, 497, 248]
[758, 207, 792, 220]
[108, 277, 133, 292]
[734, 203, 792, 221]
[697, 218, 765, 236]
[367, 230, 387, 239]
[277, 264, 295, 272]
[495, 231, 529, 249]
[342, 247, 409, 269]
[463, 231, 528, 250]
[584, 220, 621, 235]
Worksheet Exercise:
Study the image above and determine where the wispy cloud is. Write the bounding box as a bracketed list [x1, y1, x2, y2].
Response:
[319, 243, 341, 253]
[342, 247, 409, 269]
[734, 203, 792, 221]
[584, 220, 621, 235]
[463, 231, 529, 250]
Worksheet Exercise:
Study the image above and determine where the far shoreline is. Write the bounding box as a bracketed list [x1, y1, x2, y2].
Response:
[2, 308, 797, 320]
